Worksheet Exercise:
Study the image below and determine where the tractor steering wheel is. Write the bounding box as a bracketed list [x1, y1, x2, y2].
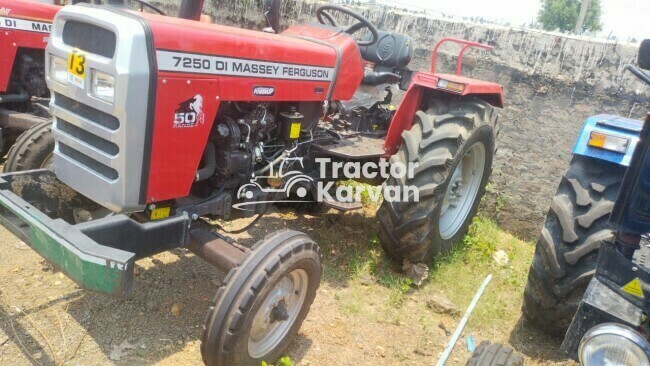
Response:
[316, 5, 379, 47]
[131, 0, 166, 15]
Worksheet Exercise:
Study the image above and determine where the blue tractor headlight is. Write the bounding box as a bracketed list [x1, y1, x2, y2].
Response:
[579, 323, 650, 366]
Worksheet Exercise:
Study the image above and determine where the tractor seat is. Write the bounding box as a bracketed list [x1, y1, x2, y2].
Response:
[359, 30, 413, 86]
[359, 30, 413, 68]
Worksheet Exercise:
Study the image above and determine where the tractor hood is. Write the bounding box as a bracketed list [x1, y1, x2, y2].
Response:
[0, 0, 58, 22]
[146, 12, 364, 102]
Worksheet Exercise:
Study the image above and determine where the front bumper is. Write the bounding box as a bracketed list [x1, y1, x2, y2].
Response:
[0, 170, 190, 298]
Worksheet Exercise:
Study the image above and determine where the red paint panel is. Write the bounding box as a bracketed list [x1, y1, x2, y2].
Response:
[148, 17, 336, 67]
[0, 0, 59, 20]
[157, 71, 332, 102]
[331, 39, 365, 101]
[384, 81, 423, 155]
[0, 0, 58, 92]
[146, 78, 220, 202]
[0, 31, 18, 92]
[282, 24, 365, 101]
[10, 24, 51, 48]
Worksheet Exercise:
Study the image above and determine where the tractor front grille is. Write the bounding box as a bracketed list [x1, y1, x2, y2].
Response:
[56, 118, 119, 156]
[62, 20, 116, 58]
[58, 143, 119, 181]
[47, 6, 153, 212]
[54, 93, 119, 130]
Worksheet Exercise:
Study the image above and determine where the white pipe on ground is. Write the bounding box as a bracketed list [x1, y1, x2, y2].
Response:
[436, 274, 493, 366]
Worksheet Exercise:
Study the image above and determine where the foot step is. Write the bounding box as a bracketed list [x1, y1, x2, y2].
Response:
[322, 198, 362, 212]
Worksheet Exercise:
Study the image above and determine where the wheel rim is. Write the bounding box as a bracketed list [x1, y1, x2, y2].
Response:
[439, 142, 486, 240]
[41, 153, 54, 170]
[248, 269, 309, 359]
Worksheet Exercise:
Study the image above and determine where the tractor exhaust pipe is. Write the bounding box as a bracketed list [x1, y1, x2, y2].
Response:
[187, 223, 245, 272]
[179, 0, 205, 21]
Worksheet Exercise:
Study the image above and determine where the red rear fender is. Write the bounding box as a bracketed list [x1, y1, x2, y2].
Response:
[384, 71, 504, 154]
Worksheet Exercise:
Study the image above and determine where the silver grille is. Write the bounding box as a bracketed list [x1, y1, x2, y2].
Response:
[46, 6, 152, 213]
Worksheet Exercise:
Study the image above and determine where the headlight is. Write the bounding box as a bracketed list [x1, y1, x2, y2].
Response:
[50, 55, 68, 85]
[91, 70, 115, 103]
[579, 323, 650, 366]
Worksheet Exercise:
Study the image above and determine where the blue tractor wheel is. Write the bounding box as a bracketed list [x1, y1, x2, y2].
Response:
[522, 155, 626, 334]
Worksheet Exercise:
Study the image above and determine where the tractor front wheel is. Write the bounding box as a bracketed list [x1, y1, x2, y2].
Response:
[4, 121, 54, 172]
[466, 341, 524, 366]
[378, 97, 498, 263]
[201, 230, 322, 366]
[522, 155, 625, 334]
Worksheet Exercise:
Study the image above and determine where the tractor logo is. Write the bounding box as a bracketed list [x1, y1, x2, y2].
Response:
[173, 94, 205, 128]
[377, 37, 395, 61]
[235, 157, 314, 210]
[0, 8, 10, 16]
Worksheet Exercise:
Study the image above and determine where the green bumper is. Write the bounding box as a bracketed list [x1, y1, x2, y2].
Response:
[0, 170, 189, 298]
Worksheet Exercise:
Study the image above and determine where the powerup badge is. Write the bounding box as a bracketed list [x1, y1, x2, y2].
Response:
[621, 278, 645, 298]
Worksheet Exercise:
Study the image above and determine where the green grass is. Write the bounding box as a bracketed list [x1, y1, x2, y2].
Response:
[427, 216, 534, 333]
[316, 207, 535, 342]
[335, 180, 384, 206]
[265, 356, 294, 366]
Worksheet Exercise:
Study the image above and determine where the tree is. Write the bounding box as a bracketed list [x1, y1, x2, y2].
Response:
[538, 0, 602, 33]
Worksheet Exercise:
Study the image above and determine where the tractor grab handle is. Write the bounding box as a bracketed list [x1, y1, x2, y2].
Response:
[431, 38, 494, 75]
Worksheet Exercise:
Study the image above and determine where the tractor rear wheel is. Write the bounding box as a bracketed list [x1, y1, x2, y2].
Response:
[522, 156, 625, 335]
[201, 230, 322, 366]
[377, 97, 498, 263]
[3, 121, 54, 172]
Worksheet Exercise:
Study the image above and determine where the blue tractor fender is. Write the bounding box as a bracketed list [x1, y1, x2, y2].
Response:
[573, 114, 643, 167]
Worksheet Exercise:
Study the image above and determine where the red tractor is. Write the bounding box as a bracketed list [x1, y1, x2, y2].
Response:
[0, 0, 59, 171]
[0, 0, 504, 364]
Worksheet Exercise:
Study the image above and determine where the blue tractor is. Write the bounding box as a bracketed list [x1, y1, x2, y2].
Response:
[522, 39, 650, 364]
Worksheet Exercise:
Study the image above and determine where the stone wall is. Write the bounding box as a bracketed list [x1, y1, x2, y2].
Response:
[158, 0, 650, 240]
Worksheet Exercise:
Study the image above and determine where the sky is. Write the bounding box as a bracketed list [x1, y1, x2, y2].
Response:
[378, 0, 650, 41]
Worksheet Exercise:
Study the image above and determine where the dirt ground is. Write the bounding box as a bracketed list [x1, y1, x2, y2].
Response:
[0, 204, 574, 366]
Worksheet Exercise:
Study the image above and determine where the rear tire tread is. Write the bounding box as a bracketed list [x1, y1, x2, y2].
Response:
[378, 97, 498, 263]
